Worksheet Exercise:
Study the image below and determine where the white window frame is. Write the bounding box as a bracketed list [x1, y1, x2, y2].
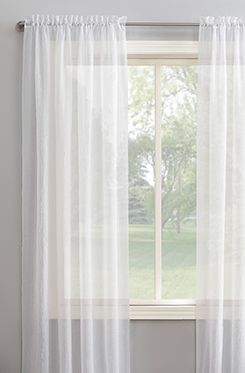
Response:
[128, 41, 197, 320]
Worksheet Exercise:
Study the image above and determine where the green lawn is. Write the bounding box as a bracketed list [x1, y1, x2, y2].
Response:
[129, 223, 196, 300]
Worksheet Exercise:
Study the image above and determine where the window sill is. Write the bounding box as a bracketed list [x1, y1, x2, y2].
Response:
[129, 304, 196, 320]
[49, 301, 196, 320]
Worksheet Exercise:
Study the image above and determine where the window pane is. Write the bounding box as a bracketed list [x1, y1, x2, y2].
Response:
[161, 65, 197, 299]
[128, 65, 155, 299]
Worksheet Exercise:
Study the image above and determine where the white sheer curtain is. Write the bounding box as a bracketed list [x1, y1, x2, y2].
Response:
[197, 16, 245, 373]
[22, 15, 129, 373]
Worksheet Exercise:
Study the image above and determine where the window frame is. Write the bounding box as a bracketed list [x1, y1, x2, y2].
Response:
[50, 41, 198, 321]
[128, 41, 197, 320]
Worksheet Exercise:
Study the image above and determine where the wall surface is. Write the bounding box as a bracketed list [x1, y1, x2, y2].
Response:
[1, 1, 245, 373]
[130, 321, 195, 373]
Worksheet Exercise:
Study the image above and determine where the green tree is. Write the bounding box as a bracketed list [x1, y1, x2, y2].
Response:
[128, 66, 155, 225]
[128, 64, 197, 232]
[129, 187, 148, 224]
[161, 66, 196, 232]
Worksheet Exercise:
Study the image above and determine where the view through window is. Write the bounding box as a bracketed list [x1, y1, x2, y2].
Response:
[128, 60, 197, 302]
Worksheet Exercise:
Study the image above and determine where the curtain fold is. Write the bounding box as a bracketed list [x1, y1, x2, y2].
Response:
[22, 15, 129, 373]
[197, 16, 245, 373]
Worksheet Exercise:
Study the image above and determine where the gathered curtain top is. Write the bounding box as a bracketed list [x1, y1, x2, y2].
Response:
[201, 16, 245, 26]
[25, 15, 127, 27]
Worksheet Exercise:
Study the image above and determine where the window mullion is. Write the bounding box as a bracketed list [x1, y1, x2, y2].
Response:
[154, 63, 162, 301]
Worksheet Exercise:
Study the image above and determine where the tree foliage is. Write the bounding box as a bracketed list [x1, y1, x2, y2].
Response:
[128, 65, 197, 231]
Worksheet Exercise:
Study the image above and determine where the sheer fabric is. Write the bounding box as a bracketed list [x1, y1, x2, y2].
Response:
[197, 16, 245, 373]
[22, 15, 129, 373]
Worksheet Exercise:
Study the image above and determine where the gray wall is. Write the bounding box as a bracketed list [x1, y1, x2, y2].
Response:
[1, 1, 245, 373]
[130, 321, 195, 373]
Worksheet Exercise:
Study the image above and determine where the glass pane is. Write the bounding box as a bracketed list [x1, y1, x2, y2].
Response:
[161, 64, 197, 299]
[128, 65, 155, 299]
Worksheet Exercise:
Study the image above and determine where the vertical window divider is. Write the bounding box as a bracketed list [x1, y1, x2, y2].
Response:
[154, 63, 162, 301]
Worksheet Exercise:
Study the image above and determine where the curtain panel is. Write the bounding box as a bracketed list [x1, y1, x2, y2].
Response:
[22, 15, 129, 373]
[197, 16, 245, 373]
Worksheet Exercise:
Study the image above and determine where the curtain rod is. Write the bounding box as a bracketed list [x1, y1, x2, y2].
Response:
[16, 20, 199, 32]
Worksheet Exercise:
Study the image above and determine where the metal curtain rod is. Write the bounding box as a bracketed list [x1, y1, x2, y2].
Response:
[16, 20, 199, 32]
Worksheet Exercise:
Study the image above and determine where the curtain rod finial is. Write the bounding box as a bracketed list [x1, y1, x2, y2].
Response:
[16, 20, 25, 32]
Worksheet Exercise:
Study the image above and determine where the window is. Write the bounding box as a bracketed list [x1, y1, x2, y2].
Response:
[128, 42, 198, 318]
[60, 42, 198, 320]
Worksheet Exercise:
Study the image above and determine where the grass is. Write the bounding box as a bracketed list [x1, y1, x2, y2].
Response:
[68, 223, 196, 300]
[129, 223, 196, 300]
